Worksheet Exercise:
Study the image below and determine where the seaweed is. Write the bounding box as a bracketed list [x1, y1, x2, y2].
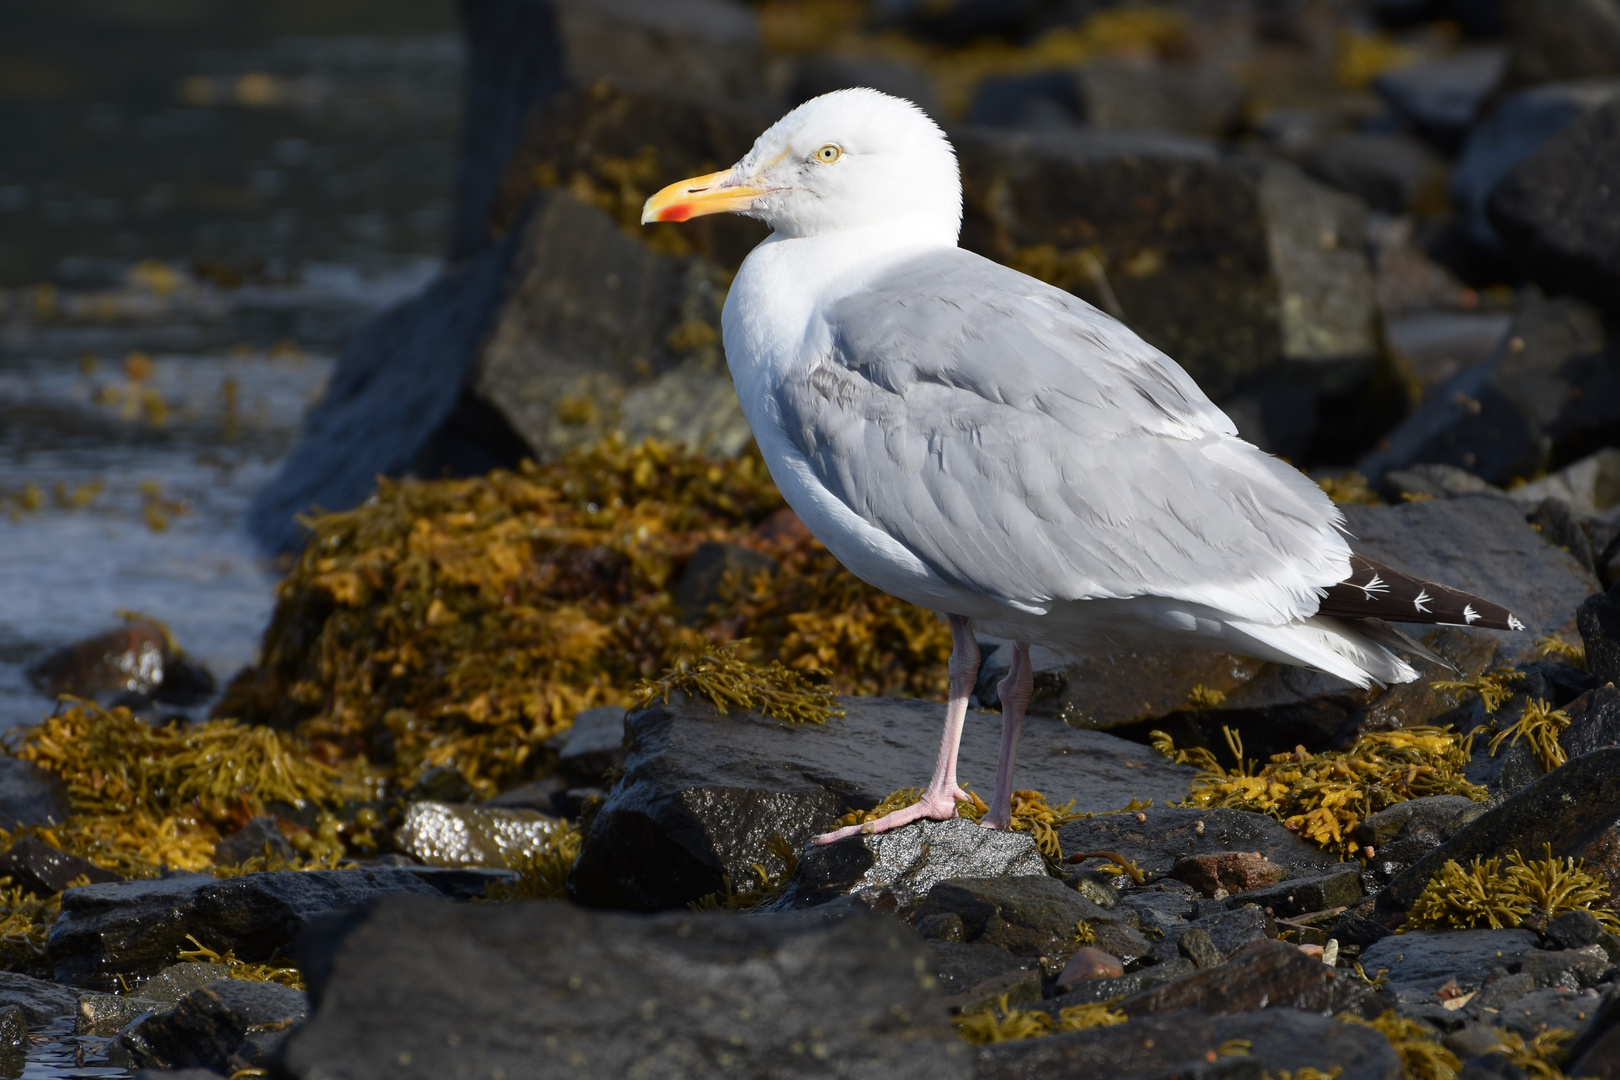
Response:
[1534, 635, 1587, 667]
[482, 821, 585, 903]
[175, 935, 305, 990]
[689, 835, 798, 912]
[1338, 1012, 1460, 1080]
[0, 880, 70, 975]
[952, 995, 1127, 1046]
[1154, 727, 1484, 853]
[1404, 846, 1620, 932]
[833, 788, 1083, 858]
[1316, 472, 1381, 505]
[636, 642, 841, 724]
[1431, 667, 1524, 714]
[1486, 1028, 1581, 1080]
[1488, 699, 1573, 771]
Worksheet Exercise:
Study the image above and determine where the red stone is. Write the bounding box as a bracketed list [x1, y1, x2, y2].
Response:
[1057, 947, 1126, 989]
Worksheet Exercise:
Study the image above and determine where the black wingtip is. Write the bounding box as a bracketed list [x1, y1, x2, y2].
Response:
[1317, 556, 1525, 632]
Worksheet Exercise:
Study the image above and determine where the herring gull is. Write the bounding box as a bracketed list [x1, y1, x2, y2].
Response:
[641, 89, 1522, 845]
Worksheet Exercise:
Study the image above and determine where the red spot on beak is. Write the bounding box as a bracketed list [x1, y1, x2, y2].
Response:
[659, 204, 693, 223]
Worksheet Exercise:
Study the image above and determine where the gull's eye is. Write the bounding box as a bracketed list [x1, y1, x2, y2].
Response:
[814, 144, 843, 164]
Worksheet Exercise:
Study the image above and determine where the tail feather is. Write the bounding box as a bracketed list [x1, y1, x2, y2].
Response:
[1317, 555, 1525, 632]
[1222, 615, 1419, 689]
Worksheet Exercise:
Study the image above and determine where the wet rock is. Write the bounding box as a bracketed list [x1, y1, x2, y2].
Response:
[1569, 984, 1620, 1079]
[1490, 100, 1620, 315]
[914, 876, 1149, 974]
[1303, 132, 1447, 214]
[1230, 868, 1364, 919]
[0, 755, 69, 831]
[1521, 945, 1612, 988]
[279, 896, 971, 1080]
[1375, 48, 1508, 149]
[1355, 796, 1488, 886]
[123, 979, 308, 1074]
[1578, 585, 1620, 684]
[0, 837, 120, 896]
[25, 622, 214, 707]
[1546, 908, 1620, 958]
[392, 800, 566, 869]
[1118, 939, 1339, 1017]
[1056, 946, 1125, 987]
[1452, 80, 1620, 250]
[1057, 808, 1336, 884]
[138, 963, 234, 1004]
[672, 542, 777, 624]
[1151, 904, 1274, 966]
[402, 765, 475, 804]
[1361, 295, 1611, 487]
[78, 992, 161, 1035]
[954, 130, 1379, 405]
[448, 0, 566, 261]
[0, 1006, 23, 1053]
[552, 0, 765, 104]
[931, 941, 1039, 1004]
[1380, 747, 1620, 916]
[1493, 985, 1609, 1039]
[1360, 930, 1540, 1004]
[0, 972, 78, 1026]
[781, 818, 1047, 912]
[553, 704, 628, 783]
[1178, 927, 1226, 969]
[1168, 853, 1287, 898]
[212, 816, 295, 868]
[1505, 0, 1620, 87]
[48, 868, 449, 987]
[570, 694, 1195, 912]
[978, 1006, 1402, 1080]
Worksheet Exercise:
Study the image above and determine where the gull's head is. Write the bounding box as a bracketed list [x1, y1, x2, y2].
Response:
[641, 88, 961, 243]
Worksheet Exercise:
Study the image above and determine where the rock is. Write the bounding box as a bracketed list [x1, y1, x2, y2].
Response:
[78, 991, 161, 1035]
[1546, 908, 1620, 958]
[1386, 747, 1620, 919]
[1468, 970, 1539, 1013]
[481, 775, 568, 814]
[782, 818, 1048, 912]
[1361, 295, 1611, 487]
[0, 837, 121, 895]
[1360, 930, 1540, 1003]
[402, 765, 475, 804]
[0, 1006, 23, 1053]
[1569, 984, 1620, 1079]
[1168, 853, 1287, 898]
[1383, 311, 1515, 392]
[954, 130, 1379, 408]
[48, 868, 451, 988]
[1490, 100, 1620, 314]
[1521, 945, 1612, 988]
[139, 963, 234, 1004]
[392, 800, 567, 869]
[1379, 463, 1504, 503]
[930, 941, 1040, 1012]
[448, 0, 566, 261]
[1057, 808, 1337, 884]
[1354, 796, 1488, 886]
[123, 979, 308, 1074]
[553, 704, 629, 783]
[1303, 132, 1447, 214]
[1508, 448, 1620, 517]
[1071, 56, 1246, 139]
[1375, 48, 1509, 149]
[1578, 585, 1620, 683]
[671, 542, 777, 625]
[978, 1006, 1402, 1080]
[1524, 496, 1598, 573]
[1505, 0, 1620, 87]
[1151, 904, 1275, 966]
[25, 622, 214, 707]
[913, 876, 1150, 974]
[0, 755, 69, 831]
[1229, 868, 1364, 919]
[278, 896, 972, 1080]
[1178, 927, 1226, 969]
[1118, 939, 1338, 1017]
[1056, 946, 1125, 987]
[212, 816, 295, 868]
[131, 1071, 226, 1080]
[966, 71, 1082, 131]
[570, 694, 1196, 912]
[1452, 79, 1620, 249]
[553, 0, 765, 103]
[0, 971, 78, 1026]
[1490, 986, 1607, 1037]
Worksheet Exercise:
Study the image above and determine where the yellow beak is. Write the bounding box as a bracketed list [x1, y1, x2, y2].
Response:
[641, 169, 764, 224]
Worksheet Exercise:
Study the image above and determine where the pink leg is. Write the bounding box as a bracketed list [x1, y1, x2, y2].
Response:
[813, 615, 980, 845]
[980, 642, 1032, 830]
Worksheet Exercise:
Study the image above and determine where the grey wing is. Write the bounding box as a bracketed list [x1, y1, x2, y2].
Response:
[772, 248, 1352, 626]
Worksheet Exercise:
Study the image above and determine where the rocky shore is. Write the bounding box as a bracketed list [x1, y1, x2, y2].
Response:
[4, 0, 1620, 1077]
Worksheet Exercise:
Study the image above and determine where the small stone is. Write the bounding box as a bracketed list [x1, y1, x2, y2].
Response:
[1178, 927, 1225, 970]
[1169, 852, 1287, 898]
[914, 876, 1147, 974]
[1545, 909, 1620, 959]
[393, 800, 566, 869]
[402, 765, 474, 805]
[916, 912, 966, 942]
[123, 979, 309, 1073]
[553, 705, 629, 783]
[0, 971, 79, 1026]
[1055, 947, 1125, 989]
[1521, 946, 1612, 990]
[1230, 867, 1364, 918]
[0, 837, 121, 896]
[0, 1005, 26, 1052]
[78, 992, 161, 1036]
[212, 817, 295, 868]
[25, 622, 214, 706]
[138, 964, 233, 1004]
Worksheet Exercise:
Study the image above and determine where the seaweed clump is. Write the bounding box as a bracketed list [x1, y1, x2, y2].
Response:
[1153, 726, 1485, 853]
[216, 438, 952, 798]
[481, 822, 585, 903]
[953, 996, 1126, 1046]
[175, 935, 305, 990]
[1338, 1012, 1460, 1080]
[1404, 846, 1620, 932]
[636, 642, 841, 724]
[1488, 699, 1574, 771]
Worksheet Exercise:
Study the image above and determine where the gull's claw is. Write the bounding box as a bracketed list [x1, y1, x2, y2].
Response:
[811, 791, 962, 845]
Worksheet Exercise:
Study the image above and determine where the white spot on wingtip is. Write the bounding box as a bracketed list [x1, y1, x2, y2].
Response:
[1463, 604, 1480, 624]
[1412, 588, 1432, 614]
[1357, 573, 1388, 601]
[1507, 614, 1524, 631]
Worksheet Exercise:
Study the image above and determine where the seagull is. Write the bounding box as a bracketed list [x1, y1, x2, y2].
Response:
[641, 89, 1523, 845]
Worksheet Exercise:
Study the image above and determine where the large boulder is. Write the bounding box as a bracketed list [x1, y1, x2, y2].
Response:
[278, 896, 971, 1080]
[568, 694, 1198, 912]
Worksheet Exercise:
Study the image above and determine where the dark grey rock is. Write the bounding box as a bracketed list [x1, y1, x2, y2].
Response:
[1452, 79, 1620, 250]
[571, 694, 1195, 912]
[1375, 48, 1508, 148]
[1569, 983, 1620, 1079]
[1179, 927, 1225, 969]
[554, 705, 629, 784]
[978, 1006, 1402, 1080]
[782, 818, 1047, 912]
[1521, 945, 1612, 989]
[0, 837, 120, 896]
[448, 0, 566, 261]
[1526, 496, 1597, 573]
[0, 1006, 24, 1053]
[481, 775, 568, 814]
[1030, 973, 1151, 1012]
[1119, 939, 1338, 1017]
[914, 876, 1148, 974]
[279, 896, 971, 1080]
[1490, 100, 1620, 314]
[1303, 132, 1446, 213]
[137, 963, 233, 1004]
[0, 971, 77, 1026]
[1360, 930, 1540, 1003]
[931, 942, 1042, 1014]
[1469, 971, 1539, 1012]
[1355, 796, 1489, 886]
[0, 755, 68, 832]
[1360, 296, 1611, 487]
[1379, 463, 1503, 503]
[48, 868, 447, 988]
[123, 979, 308, 1074]
[1546, 908, 1620, 958]
[1492, 985, 1608, 1038]
[212, 817, 295, 869]
[1230, 868, 1363, 919]
[1057, 808, 1336, 884]
[552, 0, 765, 104]
[1380, 747, 1620, 916]
[1505, 0, 1620, 87]
[77, 991, 161, 1035]
[1579, 585, 1620, 684]
[1071, 56, 1245, 139]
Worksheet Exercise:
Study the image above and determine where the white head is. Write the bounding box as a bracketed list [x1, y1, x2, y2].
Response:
[642, 89, 962, 245]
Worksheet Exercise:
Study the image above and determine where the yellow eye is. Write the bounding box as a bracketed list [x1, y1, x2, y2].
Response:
[815, 144, 842, 164]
